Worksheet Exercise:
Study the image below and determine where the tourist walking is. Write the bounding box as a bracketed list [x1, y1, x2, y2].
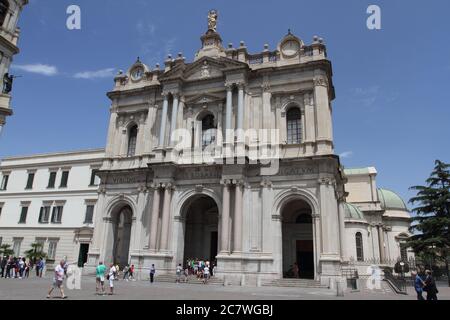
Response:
[424, 270, 439, 300]
[95, 261, 106, 295]
[129, 264, 135, 281]
[412, 271, 425, 300]
[47, 260, 66, 299]
[149, 264, 156, 283]
[123, 265, 129, 281]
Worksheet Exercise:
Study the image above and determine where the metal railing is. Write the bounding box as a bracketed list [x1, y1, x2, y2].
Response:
[384, 270, 407, 294]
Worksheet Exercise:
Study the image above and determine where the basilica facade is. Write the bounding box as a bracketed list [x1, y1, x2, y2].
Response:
[75, 12, 413, 287]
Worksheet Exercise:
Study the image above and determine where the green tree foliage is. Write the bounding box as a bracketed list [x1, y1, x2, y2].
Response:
[408, 160, 450, 286]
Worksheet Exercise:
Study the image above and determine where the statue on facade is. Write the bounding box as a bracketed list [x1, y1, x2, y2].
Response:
[207, 10, 218, 32]
[2, 73, 14, 94]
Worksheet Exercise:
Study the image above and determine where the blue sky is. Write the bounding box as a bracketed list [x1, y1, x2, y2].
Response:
[1, 0, 449, 205]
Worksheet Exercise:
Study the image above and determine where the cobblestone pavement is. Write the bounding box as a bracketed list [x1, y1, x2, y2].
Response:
[0, 276, 448, 300]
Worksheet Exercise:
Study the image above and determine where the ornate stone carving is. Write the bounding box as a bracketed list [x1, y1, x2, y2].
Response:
[200, 61, 211, 78]
[313, 77, 328, 88]
[207, 9, 218, 32]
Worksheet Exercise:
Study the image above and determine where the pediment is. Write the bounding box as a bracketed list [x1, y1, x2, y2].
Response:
[185, 93, 225, 105]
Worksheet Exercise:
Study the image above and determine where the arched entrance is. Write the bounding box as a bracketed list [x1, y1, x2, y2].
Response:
[182, 195, 219, 265]
[112, 205, 132, 267]
[281, 199, 314, 279]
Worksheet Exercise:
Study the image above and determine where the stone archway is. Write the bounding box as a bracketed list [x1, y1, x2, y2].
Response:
[111, 205, 133, 267]
[181, 195, 219, 266]
[281, 199, 314, 279]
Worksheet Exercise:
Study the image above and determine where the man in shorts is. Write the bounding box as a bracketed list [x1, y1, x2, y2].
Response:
[95, 261, 106, 295]
[47, 260, 66, 299]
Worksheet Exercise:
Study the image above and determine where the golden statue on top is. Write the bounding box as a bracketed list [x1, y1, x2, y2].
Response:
[208, 9, 218, 32]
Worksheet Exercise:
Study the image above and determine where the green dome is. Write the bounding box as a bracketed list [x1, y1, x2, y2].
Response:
[344, 203, 364, 220]
[377, 188, 408, 211]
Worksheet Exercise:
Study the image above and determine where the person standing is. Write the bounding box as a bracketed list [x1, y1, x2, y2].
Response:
[47, 260, 66, 299]
[0, 256, 7, 278]
[424, 270, 439, 300]
[108, 264, 116, 295]
[175, 264, 182, 283]
[95, 262, 106, 295]
[149, 264, 156, 283]
[203, 265, 210, 284]
[412, 271, 425, 300]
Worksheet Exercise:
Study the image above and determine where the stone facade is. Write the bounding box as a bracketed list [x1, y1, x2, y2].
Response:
[85, 12, 349, 287]
[0, 0, 27, 133]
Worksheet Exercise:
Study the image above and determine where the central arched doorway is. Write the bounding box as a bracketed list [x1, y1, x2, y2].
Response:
[281, 199, 314, 279]
[183, 195, 219, 265]
[112, 205, 132, 267]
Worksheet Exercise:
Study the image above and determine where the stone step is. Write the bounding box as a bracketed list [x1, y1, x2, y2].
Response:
[262, 279, 329, 289]
[155, 275, 224, 285]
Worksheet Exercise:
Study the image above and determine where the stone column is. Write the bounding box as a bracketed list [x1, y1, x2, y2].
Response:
[313, 76, 333, 153]
[159, 183, 173, 251]
[377, 225, 385, 263]
[131, 186, 148, 252]
[149, 184, 161, 251]
[337, 201, 347, 261]
[318, 178, 340, 256]
[262, 81, 272, 129]
[105, 108, 118, 157]
[237, 83, 245, 131]
[220, 179, 231, 254]
[136, 113, 146, 154]
[233, 180, 244, 253]
[303, 93, 316, 154]
[170, 93, 179, 145]
[159, 94, 169, 147]
[225, 84, 233, 132]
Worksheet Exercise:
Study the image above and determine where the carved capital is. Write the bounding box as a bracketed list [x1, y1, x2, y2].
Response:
[260, 178, 272, 188]
[313, 77, 328, 88]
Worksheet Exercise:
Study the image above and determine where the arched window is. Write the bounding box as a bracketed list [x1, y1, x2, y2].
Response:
[127, 125, 138, 157]
[0, 0, 9, 27]
[286, 107, 302, 144]
[201, 114, 216, 148]
[355, 232, 364, 262]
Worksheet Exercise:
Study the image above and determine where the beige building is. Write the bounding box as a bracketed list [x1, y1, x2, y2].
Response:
[0, 0, 27, 134]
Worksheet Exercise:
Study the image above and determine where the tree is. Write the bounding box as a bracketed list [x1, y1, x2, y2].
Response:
[0, 244, 14, 258]
[24, 242, 47, 264]
[408, 160, 450, 286]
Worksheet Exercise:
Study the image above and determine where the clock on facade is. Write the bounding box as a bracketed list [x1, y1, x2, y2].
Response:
[131, 67, 144, 81]
[281, 40, 300, 58]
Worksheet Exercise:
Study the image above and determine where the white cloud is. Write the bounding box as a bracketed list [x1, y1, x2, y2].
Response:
[73, 68, 115, 80]
[350, 85, 380, 108]
[339, 151, 353, 159]
[12, 63, 58, 76]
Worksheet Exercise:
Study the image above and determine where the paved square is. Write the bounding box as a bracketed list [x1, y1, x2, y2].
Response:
[1, 275, 448, 300]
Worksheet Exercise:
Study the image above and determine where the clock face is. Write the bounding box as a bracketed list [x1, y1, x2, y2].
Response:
[131, 67, 144, 80]
[281, 40, 300, 57]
